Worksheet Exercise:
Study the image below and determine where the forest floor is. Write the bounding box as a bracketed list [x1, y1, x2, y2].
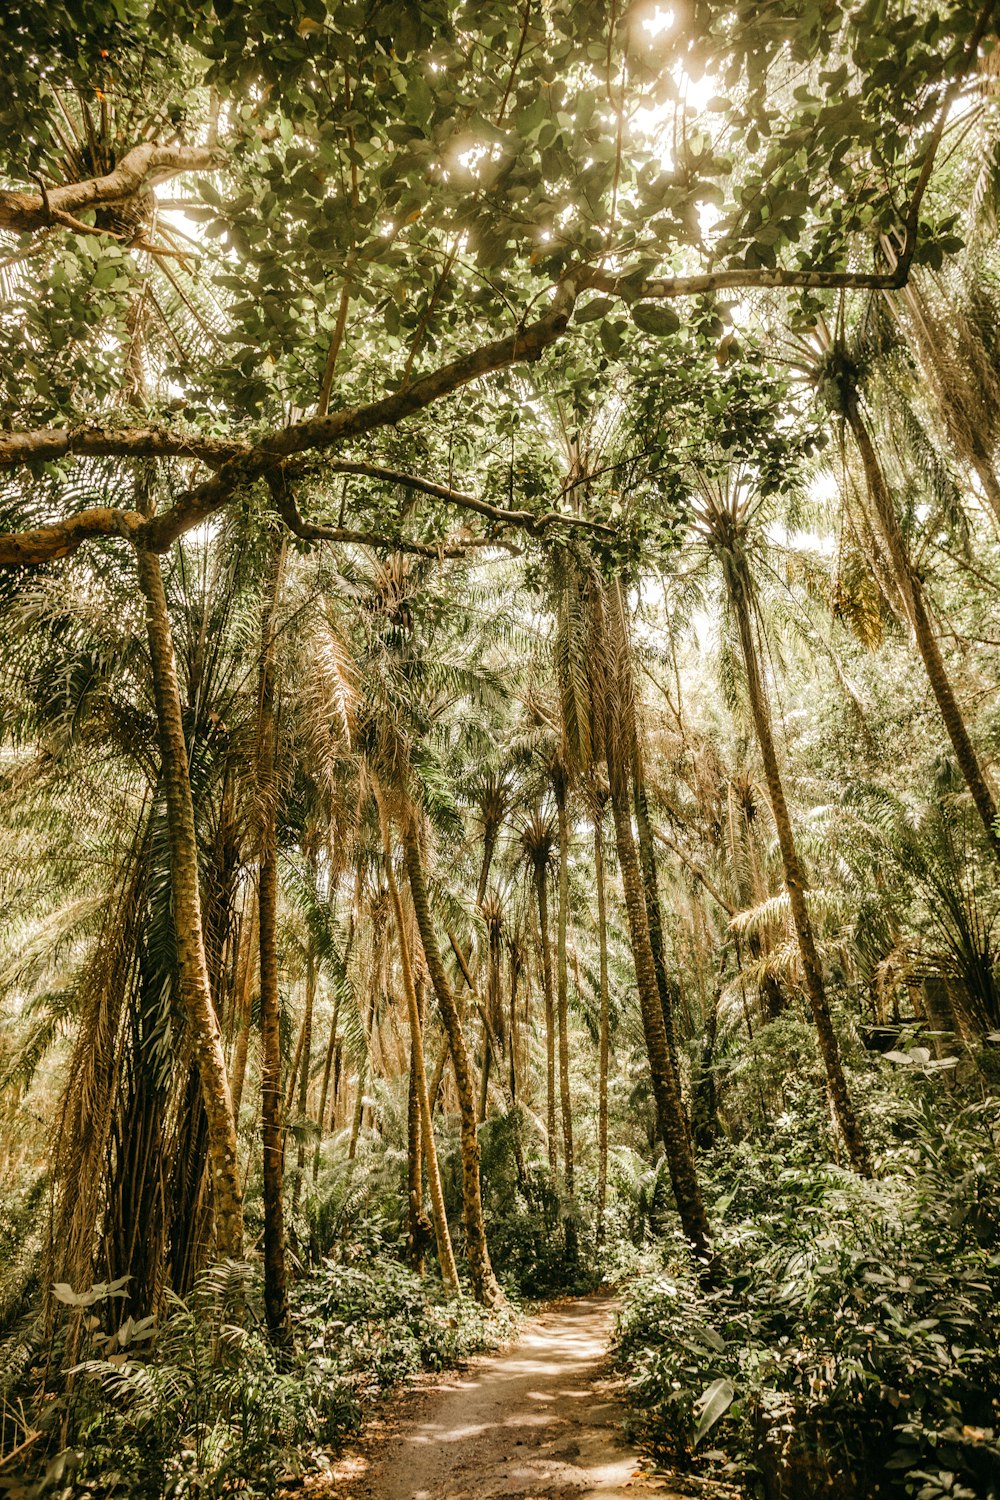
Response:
[293, 1293, 704, 1500]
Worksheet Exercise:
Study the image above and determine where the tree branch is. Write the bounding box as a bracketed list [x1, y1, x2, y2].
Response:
[0, 144, 227, 235]
[136, 284, 577, 551]
[0, 506, 142, 566]
[268, 471, 507, 559]
[0, 423, 234, 471]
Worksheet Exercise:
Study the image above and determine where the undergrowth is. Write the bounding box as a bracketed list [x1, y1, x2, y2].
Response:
[615, 1100, 1000, 1500]
[1, 1253, 515, 1500]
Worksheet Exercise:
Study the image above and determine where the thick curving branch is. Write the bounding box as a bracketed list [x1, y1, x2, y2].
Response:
[137, 283, 577, 551]
[0, 144, 227, 236]
[0, 423, 234, 471]
[0, 506, 142, 566]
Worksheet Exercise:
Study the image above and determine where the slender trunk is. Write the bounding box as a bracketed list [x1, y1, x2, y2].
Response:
[478, 1041, 491, 1122]
[284, 1014, 306, 1115]
[292, 936, 316, 1210]
[474, 823, 499, 1122]
[476, 824, 497, 908]
[429, 1033, 450, 1114]
[533, 862, 558, 1176]
[847, 397, 1000, 860]
[313, 989, 341, 1181]
[229, 902, 258, 1121]
[594, 806, 610, 1247]
[136, 546, 243, 1259]
[407, 995, 425, 1274]
[604, 576, 713, 1269]
[256, 539, 290, 1341]
[728, 565, 872, 1177]
[554, 779, 577, 1263]
[608, 765, 714, 1266]
[448, 929, 528, 1191]
[403, 814, 501, 1306]
[347, 1041, 366, 1161]
[633, 759, 682, 1073]
[378, 795, 459, 1292]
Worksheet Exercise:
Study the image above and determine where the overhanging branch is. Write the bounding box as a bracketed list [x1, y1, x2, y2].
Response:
[0, 144, 227, 236]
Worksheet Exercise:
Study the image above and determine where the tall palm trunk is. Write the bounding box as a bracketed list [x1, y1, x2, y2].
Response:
[136, 546, 243, 1259]
[407, 986, 425, 1274]
[474, 816, 501, 1119]
[378, 794, 459, 1293]
[256, 539, 290, 1341]
[313, 987, 341, 1182]
[292, 930, 316, 1210]
[846, 395, 1000, 860]
[229, 900, 258, 1121]
[594, 802, 610, 1248]
[726, 562, 872, 1177]
[554, 776, 577, 1262]
[533, 860, 559, 1176]
[607, 756, 714, 1266]
[448, 929, 529, 1192]
[633, 759, 682, 1072]
[403, 813, 501, 1306]
[602, 577, 713, 1265]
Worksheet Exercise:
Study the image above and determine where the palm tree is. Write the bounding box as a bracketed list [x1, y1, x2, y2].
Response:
[688, 465, 872, 1177]
[373, 779, 460, 1294]
[136, 543, 244, 1253]
[255, 535, 289, 1341]
[520, 809, 559, 1177]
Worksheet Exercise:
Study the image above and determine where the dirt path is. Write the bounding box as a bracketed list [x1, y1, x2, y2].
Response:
[319, 1294, 682, 1500]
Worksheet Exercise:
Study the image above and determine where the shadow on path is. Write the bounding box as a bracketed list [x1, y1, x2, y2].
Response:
[313, 1293, 683, 1500]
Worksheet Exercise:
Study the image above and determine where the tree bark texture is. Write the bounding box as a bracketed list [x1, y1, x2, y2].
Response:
[554, 780, 578, 1263]
[379, 798, 459, 1293]
[727, 565, 873, 1177]
[403, 815, 501, 1306]
[135, 546, 243, 1258]
[256, 539, 291, 1341]
[847, 396, 1000, 861]
[533, 861, 559, 1177]
[594, 806, 610, 1247]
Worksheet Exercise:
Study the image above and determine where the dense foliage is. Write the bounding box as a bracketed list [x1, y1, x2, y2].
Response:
[2, 0, 1000, 1496]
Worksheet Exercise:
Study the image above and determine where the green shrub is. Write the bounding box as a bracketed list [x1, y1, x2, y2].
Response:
[616, 1102, 1000, 1499]
[19, 1256, 511, 1499]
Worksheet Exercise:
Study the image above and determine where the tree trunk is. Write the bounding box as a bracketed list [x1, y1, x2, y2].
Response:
[292, 932, 316, 1210]
[608, 763, 715, 1267]
[448, 929, 529, 1191]
[403, 813, 501, 1306]
[407, 991, 425, 1274]
[378, 793, 459, 1292]
[633, 758, 682, 1073]
[135, 546, 243, 1259]
[727, 564, 873, 1177]
[256, 538, 291, 1342]
[594, 804, 610, 1248]
[603, 576, 714, 1269]
[847, 396, 1000, 861]
[533, 861, 559, 1176]
[554, 777, 577, 1263]
[229, 901, 258, 1121]
[313, 988, 341, 1181]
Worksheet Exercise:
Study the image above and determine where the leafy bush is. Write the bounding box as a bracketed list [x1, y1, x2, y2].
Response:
[10, 1256, 511, 1499]
[616, 1102, 1000, 1500]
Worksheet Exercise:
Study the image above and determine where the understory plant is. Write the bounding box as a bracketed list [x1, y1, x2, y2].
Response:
[4, 1255, 510, 1500]
[616, 1100, 1000, 1500]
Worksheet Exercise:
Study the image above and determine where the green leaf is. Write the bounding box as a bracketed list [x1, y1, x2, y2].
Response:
[575, 296, 616, 323]
[631, 303, 681, 337]
[693, 1377, 735, 1446]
